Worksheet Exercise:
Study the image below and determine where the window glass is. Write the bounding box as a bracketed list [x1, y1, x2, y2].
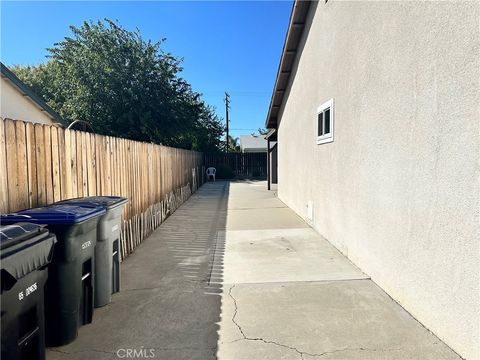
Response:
[317, 99, 334, 144]
[324, 108, 330, 134]
[318, 112, 324, 136]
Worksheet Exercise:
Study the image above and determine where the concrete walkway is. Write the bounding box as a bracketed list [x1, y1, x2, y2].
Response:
[48, 181, 460, 360]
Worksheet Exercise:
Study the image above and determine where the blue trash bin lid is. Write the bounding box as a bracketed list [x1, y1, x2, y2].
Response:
[55, 196, 128, 210]
[0, 204, 105, 225]
[0, 222, 49, 250]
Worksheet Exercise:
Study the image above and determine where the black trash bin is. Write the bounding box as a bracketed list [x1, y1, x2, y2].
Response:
[0, 223, 56, 360]
[55, 196, 128, 307]
[0, 204, 105, 346]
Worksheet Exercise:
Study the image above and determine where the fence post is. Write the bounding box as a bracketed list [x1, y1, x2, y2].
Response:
[0, 118, 204, 259]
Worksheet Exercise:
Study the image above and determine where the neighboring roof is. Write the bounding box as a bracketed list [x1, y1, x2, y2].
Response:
[1, 63, 68, 127]
[265, 0, 312, 129]
[240, 135, 267, 151]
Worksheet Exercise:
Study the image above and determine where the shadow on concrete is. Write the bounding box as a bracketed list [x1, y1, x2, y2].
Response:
[47, 181, 230, 360]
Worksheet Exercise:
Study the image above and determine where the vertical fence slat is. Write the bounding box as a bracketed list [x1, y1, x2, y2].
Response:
[34, 124, 46, 206]
[58, 127, 67, 200]
[86, 133, 95, 196]
[85, 132, 92, 195]
[0, 119, 8, 213]
[64, 129, 73, 199]
[69, 130, 78, 198]
[94, 134, 102, 196]
[15, 121, 29, 210]
[5, 120, 19, 210]
[44, 125, 54, 205]
[51, 127, 61, 202]
[0, 118, 203, 259]
[103, 136, 112, 195]
[74, 131, 82, 197]
[81, 131, 88, 196]
[25, 122, 38, 208]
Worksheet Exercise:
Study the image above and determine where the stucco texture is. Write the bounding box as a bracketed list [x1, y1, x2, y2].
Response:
[1, 77, 55, 125]
[276, 1, 479, 359]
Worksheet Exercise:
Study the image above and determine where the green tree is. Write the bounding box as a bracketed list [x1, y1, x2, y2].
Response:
[226, 135, 241, 153]
[12, 19, 224, 152]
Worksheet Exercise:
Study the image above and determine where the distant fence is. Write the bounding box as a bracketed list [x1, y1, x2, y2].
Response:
[204, 152, 267, 179]
[0, 118, 204, 259]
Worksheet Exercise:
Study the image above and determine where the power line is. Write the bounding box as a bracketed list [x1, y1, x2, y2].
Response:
[201, 91, 270, 95]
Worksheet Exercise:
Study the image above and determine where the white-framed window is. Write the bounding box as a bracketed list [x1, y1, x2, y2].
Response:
[317, 98, 334, 145]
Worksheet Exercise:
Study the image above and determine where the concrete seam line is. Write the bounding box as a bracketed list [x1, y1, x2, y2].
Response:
[221, 278, 372, 287]
[227, 284, 405, 359]
[226, 206, 288, 210]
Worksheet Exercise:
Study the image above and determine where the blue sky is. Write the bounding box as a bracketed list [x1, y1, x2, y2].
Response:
[1, 1, 292, 138]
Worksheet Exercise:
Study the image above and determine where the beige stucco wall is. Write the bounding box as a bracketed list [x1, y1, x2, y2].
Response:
[276, 1, 479, 359]
[1, 77, 55, 125]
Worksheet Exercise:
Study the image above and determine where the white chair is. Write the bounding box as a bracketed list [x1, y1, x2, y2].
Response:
[206, 167, 216, 182]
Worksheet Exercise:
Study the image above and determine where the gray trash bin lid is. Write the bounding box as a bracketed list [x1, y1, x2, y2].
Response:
[0, 222, 49, 250]
[55, 196, 128, 210]
[0, 204, 105, 225]
[1, 222, 56, 282]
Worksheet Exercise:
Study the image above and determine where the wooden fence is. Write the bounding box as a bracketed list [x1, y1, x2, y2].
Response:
[0, 118, 204, 259]
[204, 152, 267, 179]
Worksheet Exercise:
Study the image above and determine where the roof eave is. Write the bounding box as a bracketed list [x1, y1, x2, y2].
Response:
[1, 63, 68, 127]
[265, 0, 312, 130]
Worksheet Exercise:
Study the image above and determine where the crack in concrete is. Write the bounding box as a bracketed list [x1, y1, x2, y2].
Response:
[154, 346, 218, 351]
[313, 347, 403, 358]
[229, 284, 312, 359]
[228, 284, 403, 359]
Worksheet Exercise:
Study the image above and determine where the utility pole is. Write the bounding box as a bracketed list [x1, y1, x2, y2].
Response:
[225, 92, 230, 153]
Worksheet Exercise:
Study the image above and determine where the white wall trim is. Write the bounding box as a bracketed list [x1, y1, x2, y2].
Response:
[316, 98, 334, 145]
[316, 135, 334, 145]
